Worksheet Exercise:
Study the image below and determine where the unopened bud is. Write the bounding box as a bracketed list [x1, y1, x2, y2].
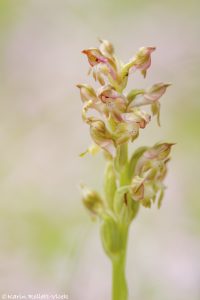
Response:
[99, 39, 114, 57]
[80, 184, 104, 216]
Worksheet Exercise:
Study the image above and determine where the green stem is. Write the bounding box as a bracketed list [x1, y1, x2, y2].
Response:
[112, 226, 128, 300]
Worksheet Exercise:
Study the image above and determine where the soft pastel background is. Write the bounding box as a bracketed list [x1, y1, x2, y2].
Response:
[0, 0, 200, 299]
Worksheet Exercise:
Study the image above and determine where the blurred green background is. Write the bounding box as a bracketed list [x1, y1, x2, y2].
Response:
[0, 0, 200, 299]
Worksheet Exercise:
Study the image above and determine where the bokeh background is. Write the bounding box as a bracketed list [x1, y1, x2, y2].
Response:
[0, 0, 200, 299]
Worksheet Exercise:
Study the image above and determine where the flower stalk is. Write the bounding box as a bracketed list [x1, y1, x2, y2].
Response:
[112, 225, 128, 300]
[77, 39, 174, 299]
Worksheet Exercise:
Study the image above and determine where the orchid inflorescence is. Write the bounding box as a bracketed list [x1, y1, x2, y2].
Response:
[77, 39, 174, 300]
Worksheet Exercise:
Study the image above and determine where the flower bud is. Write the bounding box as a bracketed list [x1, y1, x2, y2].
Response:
[80, 184, 104, 217]
[99, 39, 114, 57]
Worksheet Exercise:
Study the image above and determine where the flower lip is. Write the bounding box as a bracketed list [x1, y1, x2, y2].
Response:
[97, 85, 119, 100]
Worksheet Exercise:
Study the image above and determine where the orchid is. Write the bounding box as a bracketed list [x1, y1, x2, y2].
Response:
[77, 39, 174, 300]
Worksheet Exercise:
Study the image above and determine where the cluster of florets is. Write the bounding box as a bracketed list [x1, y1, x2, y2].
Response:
[77, 39, 174, 212]
[77, 39, 171, 158]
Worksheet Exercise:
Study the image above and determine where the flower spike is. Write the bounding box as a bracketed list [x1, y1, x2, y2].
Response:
[77, 39, 174, 300]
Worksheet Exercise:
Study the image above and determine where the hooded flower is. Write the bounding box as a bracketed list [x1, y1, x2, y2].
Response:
[76, 84, 104, 122]
[114, 108, 151, 145]
[82, 47, 118, 82]
[122, 46, 156, 79]
[97, 85, 127, 121]
[135, 143, 174, 175]
[133, 47, 156, 78]
[131, 83, 171, 106]
[128, 82, 171, 125]
[128, 143, 174, 207]
[122, 108, 151, 129]
[90, 119, 116, 156]
[143, 142, 175, 161]
[82, 48, 108, 67]
[115, 121, 139, 145]
[129, 174, 158, 208]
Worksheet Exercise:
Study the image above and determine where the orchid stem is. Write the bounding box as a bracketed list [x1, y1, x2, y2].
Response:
[112, 225, 128, 300]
